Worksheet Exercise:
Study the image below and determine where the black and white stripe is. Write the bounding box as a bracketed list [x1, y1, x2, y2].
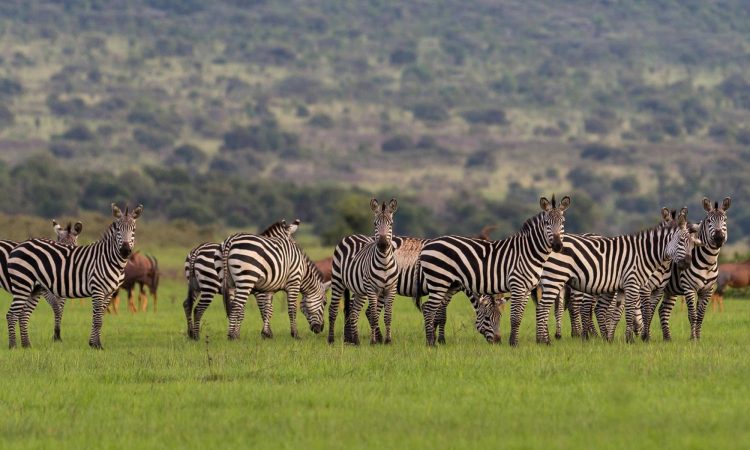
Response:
[220, 221, 325, 340]
[0, 220, 82, 342]
[419, 195, 570, 346]
[182, 220, 299, 340]
[6, 204, 142, 349]
[539, 210, 695, 343]
[644, 197, 730, 341]
[328, 198, 399, 345]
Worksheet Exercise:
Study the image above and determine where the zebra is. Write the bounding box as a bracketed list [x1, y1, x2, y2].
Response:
[0, 220, 83, 342]
[6, 204, 142, 349]
[219, 221, 326, 340]
[539, 209, 697, 344]
[183, 219, 299, 340]
[419, 195, 571, 346]
[643, 197, 730, 341]
[328, 198, 399, 345]
[329, 234, 503, 344]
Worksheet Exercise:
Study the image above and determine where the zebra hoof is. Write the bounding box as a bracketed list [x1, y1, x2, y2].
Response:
[437, 336, 446, 345]
[53, 336, 62, 342]
[89, 342, 103, 350]
[21, 342, 31, 349]
[261, 329, 273, 339]
[554, 332, 562, 340]
[327, 336, 335, 345]
[384, 337, 392, 345]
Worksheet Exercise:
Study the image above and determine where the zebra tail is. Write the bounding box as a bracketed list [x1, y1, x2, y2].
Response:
[221, 241, 233, 319]
[185, 253, 198, 310]
[412, 260, 424, 311]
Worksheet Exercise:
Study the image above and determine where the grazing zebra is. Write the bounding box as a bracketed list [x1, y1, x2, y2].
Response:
[6, 204, 142, 349]
[0, 220, 83, 342]
[330, 234, 503, 344]
[183, 219, 298, 340]
[328, 198, 399, 345]
[644, 197, 730, 341]
[419, 195, 571, 346]
[220, 220, 325, 340]
[539, 209, 697, 343]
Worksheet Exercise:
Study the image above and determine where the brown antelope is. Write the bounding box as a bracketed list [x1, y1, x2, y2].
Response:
[712, 260, 750, 312]
[108, 251, 159, 314]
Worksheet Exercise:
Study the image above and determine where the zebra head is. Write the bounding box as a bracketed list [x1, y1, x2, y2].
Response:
[473, 294, 503, 343]
[700, 197, 731, 248]
[300, 261, 326, 334]
[111, 203, 143, 258]
[370, 198, 398, 252]
[539, 194, 570, 252]
[665, 209, 703, 270]
[52, 219, 83, 246]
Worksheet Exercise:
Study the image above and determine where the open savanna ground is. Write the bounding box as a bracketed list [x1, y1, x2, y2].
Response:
[1, 270, 748, 449]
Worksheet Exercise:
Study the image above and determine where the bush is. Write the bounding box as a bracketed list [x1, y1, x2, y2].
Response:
[222, 120, 300, 154]
[308, 113, 334, 129]
[611, 176, 639, 194]
[0, 77, 23, 97]
[389, 48, 416, 65]
[171, 144, 206, 165]
[47, 95, 87, 116]
[461, 109, 508, 125]
[411, 102, 449, 122]
[584, 117, 614, 135]
[708, 123, 734, 143]
[736, 129, 750, 146]
[133, 128, 174, 150]
[580, 143, 615, 160]
[61, 124, 95, 141]
[381, 135, 413, 153]
[0, 104, 14, 128]
[465, 148, 496, 169]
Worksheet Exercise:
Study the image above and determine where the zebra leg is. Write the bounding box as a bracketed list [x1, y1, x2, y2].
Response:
[593, 295, 609, 340]
[328, 282, 343, 344]
[658, 294, 677, 341]
[88, 296, 109, 349]
[633, 296, 644, 337]
[383, 286, 396, 344]
[641, 291, 661, 342]
[47, 293, 66, 342]
[19, 293, 43, 348]
[345, 294, 367, 346]
[684, 292, 698, 340]
[366, 298, 383, 343]
[286, 288, 301, 339]
[622, 289, 641, 343]
[183, 285, 196, 339]
[257, 293, 274, 339]
[422, 293, 442, 346]
[191, 292, 214, 340]
[436, 302, 448, 345]
[568, 290, 583, 338]
[227, 287, 251, 340]
[7, 298, 26, 349]
[694, 289, 712, 340]
[509, 288, 531, 346]
[580, 293, 593, 340]
[554, 289, 564, 340]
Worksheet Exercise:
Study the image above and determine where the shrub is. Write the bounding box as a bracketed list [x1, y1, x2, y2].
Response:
[0, 77, 23, 97]
[61, 124, 95, 141]
[308, 113, 334, 129]
[465, 148, 496, 169]
[461, 109, 508, 125]
[580, 143, 615, 160]
[411, 102, 449, 122]
[133, 128, 174, 150]
[611, 176, 639, 194]
[0, 104, 14, 128]
[389, 48, 416, 65]
[172, 144, 207, 165]
[381, 135, 414, 153]
[708, 123, 734, 143]
[47, 95, 87, 116]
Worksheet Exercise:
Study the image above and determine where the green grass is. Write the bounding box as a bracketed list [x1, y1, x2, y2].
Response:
[1, 278, 748, 449]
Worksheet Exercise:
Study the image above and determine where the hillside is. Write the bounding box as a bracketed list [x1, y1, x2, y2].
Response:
[0, 1, 748, 243]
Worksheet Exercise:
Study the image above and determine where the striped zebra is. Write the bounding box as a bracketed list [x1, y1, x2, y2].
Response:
[419, 195, 571, 346]
[539, 209, 697, 343]
[220, 221, 325, 340]
[0, 220, 82, 342]
[328, 198, 399, 345]
[643, 197, 730, 341]
[6, 204, 142, 349]
[329, 234, 503, 344]
[183, 220, 299, 340]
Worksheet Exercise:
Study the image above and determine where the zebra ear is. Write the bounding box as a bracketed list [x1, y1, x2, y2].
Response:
[288, 219, 300, 235]
[370, 198, 380, 213]
[702, 198, 712, 212]
[112, 203, 123, 218]
[558, 196, 571, 212]
[539, 197, 552, 211]
[388, 198, 398, 214]
[721, 197, 731, 212]
[691, 236, 704, 247]
[677, 212, 687, 228]
[688, 222, 700, 234]
[130, 204, 143, 219]
[661, 207, 671, 222]
[52, 219, 61, 232]
[73, 222, 83, 235]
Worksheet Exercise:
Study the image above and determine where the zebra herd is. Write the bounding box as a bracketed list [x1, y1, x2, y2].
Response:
[1, 195, 732, 349]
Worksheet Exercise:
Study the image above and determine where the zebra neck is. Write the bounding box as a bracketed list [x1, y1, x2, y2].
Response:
[98, 225, 129, 268]
[640, 229, 674, 271]
[692, 241, 721, 270]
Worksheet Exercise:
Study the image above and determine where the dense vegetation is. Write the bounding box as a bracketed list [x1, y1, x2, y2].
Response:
[0, 1, 749, 243]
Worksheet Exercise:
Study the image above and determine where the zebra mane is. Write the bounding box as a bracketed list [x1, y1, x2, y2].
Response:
[517, 211, 545, 236]
[259, 220, 287, 236]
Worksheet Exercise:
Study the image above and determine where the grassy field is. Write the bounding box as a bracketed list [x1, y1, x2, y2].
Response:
[1, 271, 748, 449]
